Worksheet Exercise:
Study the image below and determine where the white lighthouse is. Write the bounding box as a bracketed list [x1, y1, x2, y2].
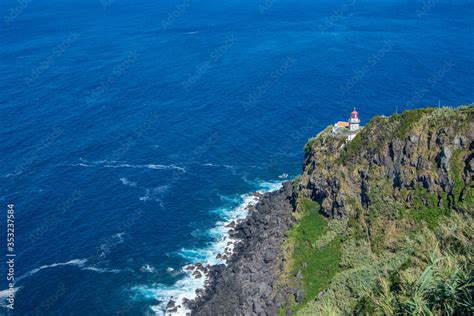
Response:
[347, 108, 360, 141]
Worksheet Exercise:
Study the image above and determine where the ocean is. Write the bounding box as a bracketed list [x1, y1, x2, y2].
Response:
[1, 0, 473, 314]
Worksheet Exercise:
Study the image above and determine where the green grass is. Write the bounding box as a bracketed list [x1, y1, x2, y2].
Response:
[391, 107, 433, 137]
[300, 239, 341, 301]
[287, 199, 342, 311]
[407, 188, 450, 229]
[303, 126, 332, 155]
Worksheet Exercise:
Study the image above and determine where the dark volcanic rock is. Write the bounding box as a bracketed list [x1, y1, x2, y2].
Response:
[225, 221, 236, 228]
[192, 182, 297, 315]
[295, 290, 305, 303]
[166, 299, 176, 309]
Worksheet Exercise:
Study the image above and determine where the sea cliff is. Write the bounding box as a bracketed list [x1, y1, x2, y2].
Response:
[190, 106, 473, 315]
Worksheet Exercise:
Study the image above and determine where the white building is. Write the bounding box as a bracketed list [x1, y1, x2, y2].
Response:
[347, 108, 361, 141]
[332, 108, 363, 142]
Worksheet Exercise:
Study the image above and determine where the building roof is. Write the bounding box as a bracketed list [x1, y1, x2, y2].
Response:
[336, 121, 349, 127]
[351, 107, 359, 119]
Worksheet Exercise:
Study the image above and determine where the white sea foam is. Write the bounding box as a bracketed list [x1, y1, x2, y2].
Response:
[199, 163, 236, 173]
[82, 267, 121, 273]
[139, 186, 169, 204]
[16, 258, 122, 285]
[120, 177, 137, 187]
[140, 264, 156, 273]
[105, 163, 185, 172]
[71, 160, 186, 172]
[145, 164, 186, 172]
[0, 287, 21, 308]
[132, 180, 283, 315]
[16, 259, 88, 282]
[216, 193, 241, 204]
[97, 232, 126, 259]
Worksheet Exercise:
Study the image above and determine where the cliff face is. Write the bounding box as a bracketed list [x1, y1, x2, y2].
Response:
[299, 107, 473, 220]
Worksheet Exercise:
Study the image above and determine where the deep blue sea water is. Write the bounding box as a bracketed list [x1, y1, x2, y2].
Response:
[0, 0, 473, 314]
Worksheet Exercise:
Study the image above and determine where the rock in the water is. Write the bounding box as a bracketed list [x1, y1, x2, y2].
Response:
[252, 192, 263, 198]
[193, 271, 203, 278]
[225, 221, 236, 228]
[166, 299, 176, 309]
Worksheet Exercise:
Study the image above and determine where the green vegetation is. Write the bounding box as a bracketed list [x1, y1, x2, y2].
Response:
[295, 213, 473, 315]
[283, 199, 342, 313]
[391, 107, 433, 137]
[292, 175, 302, 187]
[303, 126, 332, 154]
[338, 132, 362, 164]
[408, 188, 450, 230]
[450, 148, 473, 211]
[357, 248, 473, 315]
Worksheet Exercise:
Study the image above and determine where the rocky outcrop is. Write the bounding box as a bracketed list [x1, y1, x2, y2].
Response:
[190, 182, 297, 315]
[299, 107, 474, 218]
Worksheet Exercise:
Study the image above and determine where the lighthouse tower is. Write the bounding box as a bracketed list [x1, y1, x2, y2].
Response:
[347, 108, 360, 141]
[349, 108, 360, 132]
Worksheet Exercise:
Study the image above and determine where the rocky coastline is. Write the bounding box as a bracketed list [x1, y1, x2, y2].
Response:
[186, 181, 298, 315]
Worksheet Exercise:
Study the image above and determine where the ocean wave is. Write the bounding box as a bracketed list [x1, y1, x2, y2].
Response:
[70, 160, 186, 172]
[16, 259, 88, 282]
[105, 164, 186, 172]
[131, 180, 283, 315]
[120, 177, 137, 187]
[97, 232, 125, 259]
[216, 193, 241, 204]
[199, 163, 233, 169]
[82, 267, 121, 273]
[16, 258, 123, 285]
[0, 287, 21, 308]
[139, 186, 168, 204]
[242, 178, 283, 192]
[139, 264, 156, 273]
[198, 163, 237, 174]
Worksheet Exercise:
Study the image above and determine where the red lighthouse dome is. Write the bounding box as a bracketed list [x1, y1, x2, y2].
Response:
[350, 108, 359, 120]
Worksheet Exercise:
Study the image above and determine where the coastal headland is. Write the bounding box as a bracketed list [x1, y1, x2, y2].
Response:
[186, 105, 473, 315]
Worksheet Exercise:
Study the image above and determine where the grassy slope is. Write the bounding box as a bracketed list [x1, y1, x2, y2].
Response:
[282, 199, 342, 313]
[280, 199, 341, 315]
